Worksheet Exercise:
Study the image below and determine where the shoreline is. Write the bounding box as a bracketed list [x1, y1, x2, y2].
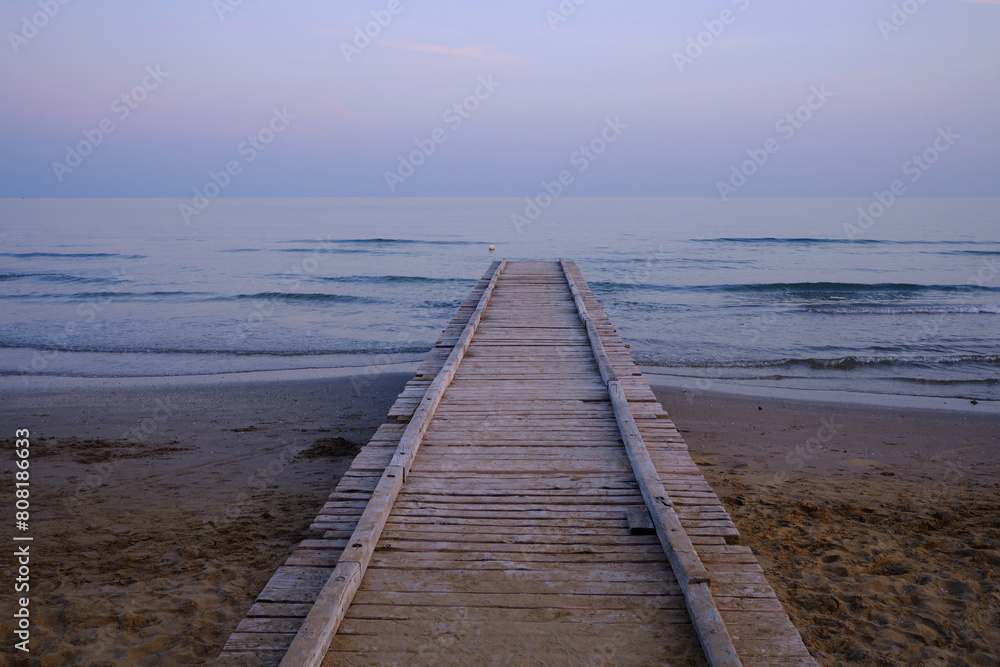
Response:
[1, 370, 997, 664]
[642, 368, 1000, 414]
[0, 362, 421, 391]
[3, 362, 998, 414]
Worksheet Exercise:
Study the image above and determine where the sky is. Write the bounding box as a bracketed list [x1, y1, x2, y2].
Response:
[1, 0, 998, 198]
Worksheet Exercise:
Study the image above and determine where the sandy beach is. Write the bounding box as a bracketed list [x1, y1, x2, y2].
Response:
[0, 372, 412, 666]
[0, 372, 997, 665]
[655, 383, 1000, 666]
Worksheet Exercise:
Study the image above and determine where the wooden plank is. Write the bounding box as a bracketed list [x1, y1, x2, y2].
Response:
[560, 259, 742, 667]
[608, 379, 712, 587]
[225, 260, 815, 667]
[279, 260, 507, 667]
[626, 505, 656, 535]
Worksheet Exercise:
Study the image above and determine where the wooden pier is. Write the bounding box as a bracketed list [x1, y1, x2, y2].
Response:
[218, 261, 817, 666]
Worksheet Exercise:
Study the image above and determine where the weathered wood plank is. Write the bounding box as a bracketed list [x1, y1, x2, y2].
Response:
[279, 261, 508, 667]
[222, 260, 815, 667]
[561, 259, 742, 667]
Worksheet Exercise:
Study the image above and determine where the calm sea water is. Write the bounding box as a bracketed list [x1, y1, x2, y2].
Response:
[1, 197, 998, 400]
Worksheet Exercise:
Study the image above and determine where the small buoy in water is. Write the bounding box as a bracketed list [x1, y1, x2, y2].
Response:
[488, 245, 495, 253]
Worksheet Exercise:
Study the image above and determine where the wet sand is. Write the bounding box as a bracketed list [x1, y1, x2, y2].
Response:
[0, 373, 996, 665]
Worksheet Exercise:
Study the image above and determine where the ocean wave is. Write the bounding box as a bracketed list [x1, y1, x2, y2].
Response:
[898, 377, 1000, 386]
[0, 290, 209, 300]
[0, 289, 405, 304]
[792, 355, 1000, 370]
[938, 250, 1000, 256]
[283, 238, 487, 246]
[696, 237, 883, 245]
[722, 282, 999, 295]
[726, 282, 996, 295]
[640, 354, 1000, 371]
[0, 272, 121, 284]
[309, 275, 476, 286]
[603, 299, 690, 314]
[420, 299, 465, 309]
[590, 281, 999, 295]
[220, 239, 491, 254]
[0, 341, 431, 357]
[0, 252, 145, 259]
[0, 290, 376, 303]
[220, 247, 372, 254]
[610, 256, 752, 266]
[231, 292, 379, 304]
[693, 237, 996, 246]
[808, 305, 1000, 315]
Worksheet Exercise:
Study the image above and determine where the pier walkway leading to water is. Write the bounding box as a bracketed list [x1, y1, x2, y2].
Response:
[218, 260, 817, 666]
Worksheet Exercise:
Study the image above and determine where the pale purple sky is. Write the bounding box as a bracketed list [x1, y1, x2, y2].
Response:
[1, 0, 998, 197]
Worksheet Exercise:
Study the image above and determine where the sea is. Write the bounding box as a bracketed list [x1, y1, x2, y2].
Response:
[1, 197, 998, 401]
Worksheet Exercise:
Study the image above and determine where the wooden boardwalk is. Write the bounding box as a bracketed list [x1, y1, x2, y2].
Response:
[218, 261, 817, 666]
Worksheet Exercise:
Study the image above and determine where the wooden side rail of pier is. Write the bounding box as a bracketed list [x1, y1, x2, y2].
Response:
[218, 260, 818, 667]
[560, 259, 740, 666]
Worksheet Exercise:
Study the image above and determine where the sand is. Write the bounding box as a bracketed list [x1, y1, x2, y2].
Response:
[654, 384, 1000, 666]
[0, 372, 411, 666]
[0, 372, 996, 665]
